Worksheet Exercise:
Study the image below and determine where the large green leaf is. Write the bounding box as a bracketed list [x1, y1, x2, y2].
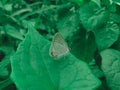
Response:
[10, 23, 101, 90]
[101, 49, 120, 90]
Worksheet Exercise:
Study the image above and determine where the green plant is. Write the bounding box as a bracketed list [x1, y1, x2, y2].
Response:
[0, 0, 120, 90]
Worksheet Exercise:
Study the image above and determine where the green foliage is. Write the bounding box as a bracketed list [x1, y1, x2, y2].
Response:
[0, 0, 120, 90]
[101, 49, 120, 90]
[69, 28, 97, 63]
[10, 24, 101, 90]
[94, 21, 120, 50]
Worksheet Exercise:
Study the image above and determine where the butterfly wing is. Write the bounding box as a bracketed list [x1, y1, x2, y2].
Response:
[53, 33, 68, 48]
[49, 32, 69, 58]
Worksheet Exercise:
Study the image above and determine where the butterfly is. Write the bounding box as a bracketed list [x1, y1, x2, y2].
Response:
[49, 32, 69, 59]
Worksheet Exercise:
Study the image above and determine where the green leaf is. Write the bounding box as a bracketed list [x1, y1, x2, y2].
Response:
[79, 3, 109, 31]
[57, 13, 79, 38]
[10, 23, 101, 90]
[0, 46, 14, 81]
[0, 46, 14, 89]
[0, 57, 10, 81]
[91, 0, 101, 7]
[0, 9, 20, 27]
[0, 78, 13, 90]
[68, 0, 84, 6]
[94, 21, 120, 50]
[112, 0, 120, 5]
[79, 4, 95, 31]
[110, 13, 120, 23]
[101, 0, 112, 7]
[4, 4, 12, 11]
[101, 49, 120, 90]
[5, 24, 24, 40]
[111, 35, 120, 51]
[89, 63, 104, 78]
[69, 29, 97, 63]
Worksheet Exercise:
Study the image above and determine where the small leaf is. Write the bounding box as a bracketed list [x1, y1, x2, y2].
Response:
[91, 0, 101, 7]
[0, 46, 14, 81]
[0, 78, 13, 90]
[111, 35, 120, 51]
[94, 21, 120, 50]
[5, 24, 24, 40]
[110, 13, 120, 23]
[112, 0, 120, 5]
[68, 0, 84, 6]
[79, 3, 109, 31]
[101, 49, 120, 90]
